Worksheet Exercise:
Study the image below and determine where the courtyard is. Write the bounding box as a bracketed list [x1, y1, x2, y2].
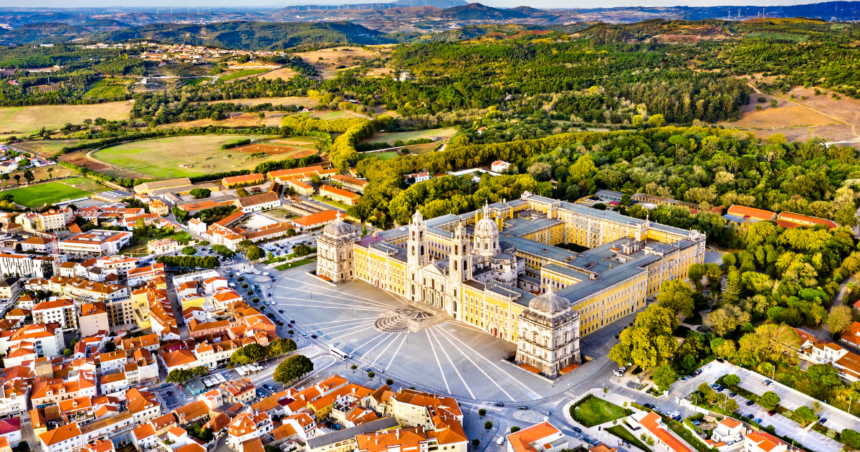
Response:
[272, 267, 637, 402]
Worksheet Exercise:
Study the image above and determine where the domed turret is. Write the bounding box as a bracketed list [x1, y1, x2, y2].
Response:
[323, 212, 354, 237]
[474, 203, 500, 256]
[528, 286, 571, 316]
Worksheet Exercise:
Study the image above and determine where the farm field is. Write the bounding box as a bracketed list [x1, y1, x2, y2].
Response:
[15, 139, 101, 159]
[256, 67, 298, 80]
[361, 127, 456, 144]
[203, 96, 318, 108]
[157, 112, 286, 129]
[3, 177, 107, 208]
[0, 102, 133, 135]
[82, 78, 129, 100]
[219, 69, 270, 82]
[92, 135, 292, 179]
[295, 46, 391, 79]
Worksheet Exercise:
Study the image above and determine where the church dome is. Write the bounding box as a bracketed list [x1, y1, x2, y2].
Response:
[323, 213, 354, 237]
[528, 288, 570, 315]
[474, 216, 498, 237]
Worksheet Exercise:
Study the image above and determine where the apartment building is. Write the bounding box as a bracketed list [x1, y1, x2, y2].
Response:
[20, 236, 56, 254]
[31, 376, 97, 407]
[59, 230, 133, 257]
[226, 412, 273, 450]
[320, 185, 360, 206]
[0, 323, 64, 360]
[15, 207, 73, 233]
[33, 299, 77, 330]
[0, 253, 54, 278]
[79, 303, 109, 338]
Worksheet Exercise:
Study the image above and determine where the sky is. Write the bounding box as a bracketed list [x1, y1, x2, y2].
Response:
[12, 0, 818, 8]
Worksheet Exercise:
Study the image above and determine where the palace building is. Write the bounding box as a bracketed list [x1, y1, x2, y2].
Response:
[316, 192, 705, 378]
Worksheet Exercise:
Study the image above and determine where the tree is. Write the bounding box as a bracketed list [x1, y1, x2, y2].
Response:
[725, 399, 739, 412]
[386, 378, 394, 385]
[794, 406, 818, 424]
[478, 409, 487, 418]
[484, 421, 493, 431]
[182, 246, 197, 255]
[828, 305, 853, 335]
[1, 174, 8, 187]
[63, 348, 72, 357]
[293, 244, 313, 257]
[760, 391, 781, 410]
[368, 371, 375, 379]
[471, 440, 480, 448]
[687, 264, 707, 292]
[722, 374, 741, 388]
[609, 305, 678, 370]
[807, 364, 842, 392]
[105, 341, 116, 352]
[268, 338, 297, 357]
[706, 305, 751, 337]
[510, 427, 520, 433]
[713, 338, 737, 360]
[274, 355, 314, 384]
[651, 364, 677, 393]
[247, 246, 265, 261]
[527, 162, 552, 182]
[13, 175, 20, 186]
[190, 188, 211, 199]
[648, 114, 666, 127]
[23, 169, 34, 184]
[656, 279, 695, 317]
[17, 159, 30, 168]
[843, 429, 860, 449]
[351, 364, 358, 373]
[568, 155, 596, 183]
[230, 343, 267, 366]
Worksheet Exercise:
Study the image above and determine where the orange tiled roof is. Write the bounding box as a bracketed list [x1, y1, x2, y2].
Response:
[727, 205, 775, 221]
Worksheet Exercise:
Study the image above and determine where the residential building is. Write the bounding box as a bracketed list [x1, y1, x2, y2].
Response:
[710, 418, 744, 445]
[131, 423, 158, 451]
[491, 161, 510, 173]
[59, 230, 133, 257]
[99, 372, 128, 396]
[332, 175, 369, 193]
[291, 209, 339, 231]
[0, 418, 21, 447]
[404, 172, 431, 183]
[220, 379, 255, 405]
[31, 376, 97, 408]
[223, 173, 265, 188]
[320, 185, 360, 206]
[238, 192, 280, 213]
[150, 200, 170, 216]
[268, 166, 337, 183]
[127, 264, 166, 287]
[776, 212, 838, 229]
[147, 239, 182, 255]
[796, 329, 860, 382]
[226, 411, 273, 449]
[306, 417, 400, 452]
[629, 412, 693, 452]
[79, 303, 109, 338]
[0, 323, 64, 361]
[126, 388, 162, 425]
[15, 208, 73, 233]
[724, 205, 777, 223]
[744, 432, 787, 452]
[0, 278, 20, 300]
[40, 423, 83, 452]
[173, 400, 210, 426]
[0, 381, 29, 417]
[20, 236, 57, 253]
[0, 253, 54, 278]
[390, 389, 462, 430]
[287, 179, 315, 196]
[33, 299, 77, 330]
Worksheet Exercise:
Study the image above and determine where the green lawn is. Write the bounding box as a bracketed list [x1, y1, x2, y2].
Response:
[570, 395, 630, 427]
[275, 258, 316, 271]
[312, 195, 352, 211]
[83, 79, 128, 99]
[360, 151, 399, 161]
[607, 425, 652, 451]
[4, 177, 106, 207]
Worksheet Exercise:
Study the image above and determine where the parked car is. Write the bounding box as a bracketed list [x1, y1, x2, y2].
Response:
[746, 400, 755, 406]
[573, 427, 582, 434]
[819, 418, 828, 424]
[493, 402, 504, 407]
[518, 406, 528, 410]
[680, 376, 689, 382]
[745, 414, 754, 419]
[755, 418, 763, 424]
[767, 410, 776, 416]
[542, 410, 551, 416]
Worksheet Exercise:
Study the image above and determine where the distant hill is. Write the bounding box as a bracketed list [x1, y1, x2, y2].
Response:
[392, 0, 467, 7]
[0, 22, 89, 45]
[96, 21, 395, 50]
[440, 3, 530, 20]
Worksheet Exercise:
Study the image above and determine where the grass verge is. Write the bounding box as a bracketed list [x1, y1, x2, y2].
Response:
[275, 258, 316, 271]
[570, 394, 630, 427]
[607, 425, 652, 452]
[312, 195, 352, 211]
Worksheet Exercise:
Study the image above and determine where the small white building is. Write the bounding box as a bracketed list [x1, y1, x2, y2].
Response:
[491, 161, 510, 173]
[710, 417, 745, 445]
[505, 421, 567, 452]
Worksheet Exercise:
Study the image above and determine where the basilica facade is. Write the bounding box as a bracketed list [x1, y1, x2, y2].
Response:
[316, 192, 706, 378]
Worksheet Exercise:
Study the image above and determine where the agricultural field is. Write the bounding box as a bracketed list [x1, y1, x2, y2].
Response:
[157, 112, 286, 129]
[219, 69, 270, 82]
[256, 67, 298, 80]
[295, 46, 391, 79]
[92, 135, 299, 179]
[360, 151, 399, 161]
[203, 96, 318, 108]
[3, 176, 107, 208]
[82, 78, 130, 100]
[361, 127, 457, 144]
[15, 139, 102, 159]
[0, 102, 133, 135]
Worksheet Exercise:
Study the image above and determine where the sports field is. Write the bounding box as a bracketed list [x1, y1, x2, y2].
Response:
[93, 135, 298, 179]
[0, 102, 132, 135]
[3, 177, 107, 208]
[361, 127, 456, 144]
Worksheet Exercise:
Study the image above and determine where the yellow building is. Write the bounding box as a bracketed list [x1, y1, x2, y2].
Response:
[317, 192, 706, 378]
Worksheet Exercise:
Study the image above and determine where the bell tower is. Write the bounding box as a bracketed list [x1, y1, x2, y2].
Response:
[407, 209, 427, 302]
[450, 222, 472, 283]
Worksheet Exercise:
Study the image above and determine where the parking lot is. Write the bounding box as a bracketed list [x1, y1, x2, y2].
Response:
[670, 360, 854, 452]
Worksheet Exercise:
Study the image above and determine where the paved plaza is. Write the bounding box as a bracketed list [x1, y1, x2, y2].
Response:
[273, 266, 636, 402]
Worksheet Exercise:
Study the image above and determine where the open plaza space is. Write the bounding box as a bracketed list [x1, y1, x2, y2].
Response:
[273, 266, 635, 402]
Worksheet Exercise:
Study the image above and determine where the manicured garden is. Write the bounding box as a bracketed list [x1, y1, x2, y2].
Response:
[570, 394, 630, 427]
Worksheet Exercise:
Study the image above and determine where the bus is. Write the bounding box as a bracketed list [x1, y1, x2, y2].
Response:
[330, 346, 351, 360]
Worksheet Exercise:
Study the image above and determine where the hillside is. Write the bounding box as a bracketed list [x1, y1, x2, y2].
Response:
[96, 21, 395, 50]
[439, 3, 530, 20]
